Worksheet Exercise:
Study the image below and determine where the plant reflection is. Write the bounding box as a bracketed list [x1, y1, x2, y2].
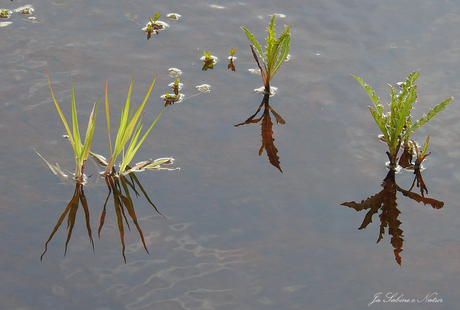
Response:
[39, 156, 178, 262]
[342, 160, 443, 265]
[235, 91, 285, 172]
[41, 182, 94, 261]
[100, 171, 163, 262]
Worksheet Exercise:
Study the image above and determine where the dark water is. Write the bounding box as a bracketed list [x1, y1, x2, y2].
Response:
[1, 0, 460, 309]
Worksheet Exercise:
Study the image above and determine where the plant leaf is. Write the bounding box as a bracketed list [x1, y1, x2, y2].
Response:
[402, 97, 453, 141]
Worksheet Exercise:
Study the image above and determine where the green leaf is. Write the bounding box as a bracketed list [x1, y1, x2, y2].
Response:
[402, 96, 453, 140]
[352, 75, 381, 111]
[241, 26, 266, 69]
[154, 12, 160, 22]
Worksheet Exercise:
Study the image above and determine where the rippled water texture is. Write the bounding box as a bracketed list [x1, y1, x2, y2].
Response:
[1, 0, 460, 309]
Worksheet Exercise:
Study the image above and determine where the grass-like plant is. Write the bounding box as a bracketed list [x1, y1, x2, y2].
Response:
[242, 15, 292, 92]
[352, 70, 453, 167]
[47, 73, 99, 183]
[102, 76, 167, 176]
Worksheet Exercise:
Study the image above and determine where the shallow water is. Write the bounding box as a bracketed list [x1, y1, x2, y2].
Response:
[1, 0, 460, 309]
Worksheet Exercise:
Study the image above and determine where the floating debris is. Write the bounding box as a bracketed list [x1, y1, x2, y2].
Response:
[168, 68, 182, 77]
[254, 86, 278, 97]
[248, 68, 261, 75]
[15, 5, 34, 14]
[196, 84, 211, 93]
[166, 13, 181, 20]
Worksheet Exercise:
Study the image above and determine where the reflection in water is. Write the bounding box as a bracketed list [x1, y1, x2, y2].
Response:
[41, 182, 94, 261]
[40, 166, 170, 262]
[100, 173, 164, 262]
[59, 222, 254, 310]
[235, 91, 285, 172]
[342, 165, 443, 265]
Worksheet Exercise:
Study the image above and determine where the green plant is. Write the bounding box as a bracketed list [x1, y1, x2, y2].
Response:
[47, 73, 99, 182]
[144, 12, 168, 39]
[241, 15, 292, 91]
[228, 47, 237, 71]
[0, 9, 11, 18]
[201, 51, 217, 71]
[102, 76, 168, 176]
[353, 70, 453, 166]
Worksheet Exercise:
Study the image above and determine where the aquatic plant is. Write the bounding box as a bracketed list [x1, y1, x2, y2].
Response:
[102, 77, 167, 176]
[352, 70, 453, 167]
[241, 15, 292, 92]
[228, 47, 237, 71]
[201, 51, 217, 71]
[143, 12, 169, 39]
[0, 9, 12, 18]
[47, 73, 99, 183]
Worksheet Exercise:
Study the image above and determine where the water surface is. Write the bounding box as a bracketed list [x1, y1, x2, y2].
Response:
[1, 0, 460, 309]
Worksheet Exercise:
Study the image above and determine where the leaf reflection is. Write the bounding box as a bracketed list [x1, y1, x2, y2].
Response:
[235, 92, 285, 172]
[341, 168, 443, 265]
[40, 170, 165, 262]
[41, 182, 94, 260]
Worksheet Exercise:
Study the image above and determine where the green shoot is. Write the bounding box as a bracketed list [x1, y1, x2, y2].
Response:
[102, 76, 167, 176]
[241, 15, 292, 89]
[353, 71, 453, 165]
[201, 51, 217, 71]
[47, 72, 99, 182]
[144, 13, 168, 39]
[228, 47, 237, 71]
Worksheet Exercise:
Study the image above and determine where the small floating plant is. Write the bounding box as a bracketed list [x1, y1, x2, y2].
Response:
[201, 51, 218, 71]
[143, 12, 169, 40]
[228, 47, 237, 71]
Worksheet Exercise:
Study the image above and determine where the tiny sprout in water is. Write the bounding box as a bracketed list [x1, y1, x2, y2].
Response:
[161, 91, 184, 106]
[201, 51, 218, 71]
[228, 47, 237, 71]
[168, 78, 183, 96]
[15, 6, 34, 14]
[142, 12, 169, 40]
[166, 13, 181, 20]
[0, 9, 12, 18]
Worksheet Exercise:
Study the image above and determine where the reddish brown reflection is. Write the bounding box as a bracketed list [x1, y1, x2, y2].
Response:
[41, 169, 163, 262]
[342, 165, 443, 266]
[235, 91, 285, 172]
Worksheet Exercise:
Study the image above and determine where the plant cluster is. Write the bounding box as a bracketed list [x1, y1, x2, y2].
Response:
[353, 71, 453, 196]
